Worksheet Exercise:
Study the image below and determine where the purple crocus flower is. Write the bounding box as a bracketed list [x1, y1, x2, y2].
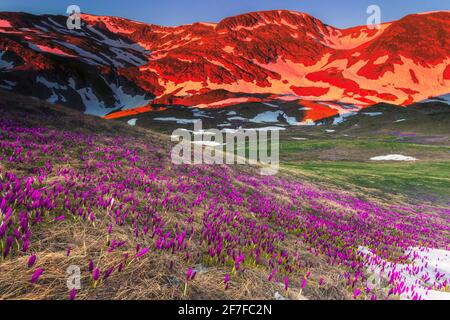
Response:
[224, 274, 230, 290]
[3, 235, 13, 258]
[70, 288, 76, 301]
[136, 247, 149, 258]
[92, 268, 100, 281]
[31, 268, 44, 283]
[88, 260, 94, 272]
[186, 267, 196, 281]
[319, 277, 324, 286]
[27, 254, 37, 267]
[284, 276, 289, 291]
[103, 266, 114, 280]
[354, 289, 361, 300]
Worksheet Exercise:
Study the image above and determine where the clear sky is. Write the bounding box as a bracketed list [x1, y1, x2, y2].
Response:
[0, 0, 449, 28]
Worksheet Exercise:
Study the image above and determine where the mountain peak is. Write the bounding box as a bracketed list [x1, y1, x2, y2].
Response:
[215, 10, 323, 32]
[0, 10, 449, 116]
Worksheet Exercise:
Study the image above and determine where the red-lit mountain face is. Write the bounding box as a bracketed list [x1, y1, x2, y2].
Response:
[0, 10, 449, 117]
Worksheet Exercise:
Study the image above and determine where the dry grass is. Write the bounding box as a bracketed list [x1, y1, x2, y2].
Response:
[0, 209, 355, 300]
[0, 91, 367, 300]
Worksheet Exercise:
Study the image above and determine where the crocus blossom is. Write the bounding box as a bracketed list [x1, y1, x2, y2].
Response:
[31, 268, 44, 283]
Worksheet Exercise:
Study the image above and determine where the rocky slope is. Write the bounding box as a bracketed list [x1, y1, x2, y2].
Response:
[0, 10, 449, 117]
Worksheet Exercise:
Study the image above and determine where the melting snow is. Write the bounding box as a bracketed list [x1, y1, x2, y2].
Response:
[192, 109, 214, 118]
[154, 117, 201, 124]
[250, 110, 299, 126]
[108, 83, 151, 111]
[127, 118, 138, 126]
[37, 76, 68, 90]
[263, 102, 279, 108]
[422, 94, 450, 105]
[87, 26, 147, 53]
[333, 112, 358, 124]
[192, 141, 225, 147]
[0, 51, 14, 70]
[250, 111, 284, 123]
[362, 112, 383, 116]
[37, 76, 67, 104]
[370, 155, 417, 161]
[228, 116, 247, 121]
[0, 80, 16, 90]
[222, 127, 286, 133]
[108, 47, 146, 66]
[360, 247, 450, 300]
[54, 40, 108, 66]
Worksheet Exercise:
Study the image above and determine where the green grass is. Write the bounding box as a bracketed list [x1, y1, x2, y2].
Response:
[230, 134, 450, 204]
[280, 138, 450, 154]
[284, 161, 450, 203]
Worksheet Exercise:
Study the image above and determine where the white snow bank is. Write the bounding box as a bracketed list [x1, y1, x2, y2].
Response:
[362, 112, 383, 116]
[360, 246, 450, 300]
[127, 118, 138, 126]
[370, 155, 417, 161]
[154, 117, 200, 124]
[421, 94, 450, 105]
[0, 51, 14, 70]
[192, 141, 225, 147]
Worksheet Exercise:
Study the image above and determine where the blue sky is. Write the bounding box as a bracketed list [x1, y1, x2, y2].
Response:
[0, 0, 449, 28]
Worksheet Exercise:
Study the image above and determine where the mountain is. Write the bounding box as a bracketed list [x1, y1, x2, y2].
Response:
[0, 10, 449, 118]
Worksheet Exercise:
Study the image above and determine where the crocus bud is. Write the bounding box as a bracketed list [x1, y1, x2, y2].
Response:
[28, 254, 37, 267]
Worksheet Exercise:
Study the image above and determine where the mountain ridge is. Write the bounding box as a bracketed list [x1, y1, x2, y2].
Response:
[0, 10, 449, 118]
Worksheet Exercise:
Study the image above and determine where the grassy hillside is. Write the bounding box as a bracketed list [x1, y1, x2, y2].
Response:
[0, 91, 449, 300]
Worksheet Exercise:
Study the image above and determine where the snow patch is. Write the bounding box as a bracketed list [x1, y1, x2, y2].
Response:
[127, 118, 138, 126]
[249, 110, 299, 126]
[192, 141, 225, 147]
[250, 111, 283, 123]
[0, 80, 16, 90]
[154, 117, 201, 124]
[370, 154, 418, 161]
[362, 112, 383, 116]
[421, 94, 450, 105]
[54, 40, 108, 66]
[228, 116, 247, 121]
[263, 102, 279, 108]
[0, 51, 14, 70]
[108, 83, 151, 112]
[360, 246, 450, 300]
